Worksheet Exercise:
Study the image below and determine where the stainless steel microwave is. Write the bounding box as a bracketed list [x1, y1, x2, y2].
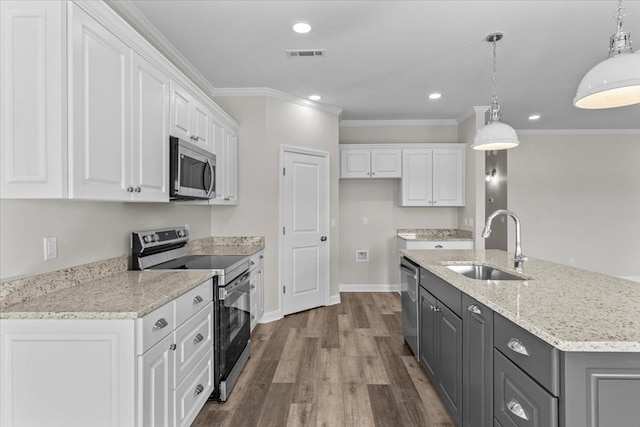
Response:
[169, 136, 216, 200]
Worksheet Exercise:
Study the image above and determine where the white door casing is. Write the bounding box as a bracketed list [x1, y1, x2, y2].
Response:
[281, 147, 329, 316]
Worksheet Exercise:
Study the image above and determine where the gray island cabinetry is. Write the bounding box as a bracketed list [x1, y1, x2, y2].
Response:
[405, 249, 640, 427]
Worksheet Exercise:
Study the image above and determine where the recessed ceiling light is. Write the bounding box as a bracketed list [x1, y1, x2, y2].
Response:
[528, 114, 541, 121]
[428, 92, 442, 100]
[292, 22, 311, 34]
[308, 94, 322, 101]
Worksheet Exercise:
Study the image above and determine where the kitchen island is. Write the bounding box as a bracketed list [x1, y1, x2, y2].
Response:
[401, 248, 640, 427]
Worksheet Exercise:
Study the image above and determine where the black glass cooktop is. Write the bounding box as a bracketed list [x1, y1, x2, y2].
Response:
[148, 255, 248, 271]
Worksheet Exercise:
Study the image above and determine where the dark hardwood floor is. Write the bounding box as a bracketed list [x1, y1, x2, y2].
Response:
[193, 292, 455, 427]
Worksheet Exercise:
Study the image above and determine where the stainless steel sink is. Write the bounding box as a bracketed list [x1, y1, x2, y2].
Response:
[446, 264, 525, 281]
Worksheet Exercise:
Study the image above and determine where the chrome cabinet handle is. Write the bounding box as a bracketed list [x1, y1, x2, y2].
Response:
[507, 338, 530, 356]
[250, 260, 255, 266]
[193, 333, 204, 345]
[430, 305, 440, 312]
[434, 244, 443, 248]
[250, 285, 255, 290]
[468, 304, 482, 315]
[152, 318, 168, 331]
[194, 384, 204, 396]
[320, 236, 327, 241]
[134, 187, 141, 193]
[259, 255, 263, 260]
[507, 399, 529, 420]
[193, 295, 203, 305]
[169, 344, 177, 351]
[126, 186, 134, 192]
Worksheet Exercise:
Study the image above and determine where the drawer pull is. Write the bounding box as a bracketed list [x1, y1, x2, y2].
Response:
[194, 384, 204, 397]
[193, 333, 205, 345]
[507, 338, 530, 356]
[259, 255, 264, 260]
[507, 399, 529, 420]
[468, 304, 482, 315]
[193, 295, 204, 305]
[434, 245, 444, 248]
[250, 285, 256, 290]
[169, 344, 177, 351]
[152, 318, 169, 331]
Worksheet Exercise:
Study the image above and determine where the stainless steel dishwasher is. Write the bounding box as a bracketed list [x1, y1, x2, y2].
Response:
[400, 256, 419, 360]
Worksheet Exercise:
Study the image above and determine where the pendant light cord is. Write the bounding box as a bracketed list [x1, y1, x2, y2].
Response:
[490, 38, 501, 122]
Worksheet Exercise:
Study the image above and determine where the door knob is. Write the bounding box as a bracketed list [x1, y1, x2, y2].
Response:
[320, 236, 327, 241]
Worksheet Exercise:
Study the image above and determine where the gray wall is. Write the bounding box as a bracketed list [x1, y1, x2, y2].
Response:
[484, 149, 508, 250]
[508, 132, 640, 280]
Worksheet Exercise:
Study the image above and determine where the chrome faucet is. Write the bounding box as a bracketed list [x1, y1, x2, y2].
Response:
[482, 209, 527, 271]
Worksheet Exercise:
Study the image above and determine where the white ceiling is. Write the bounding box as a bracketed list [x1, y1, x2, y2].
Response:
[122, 0, 640, 129]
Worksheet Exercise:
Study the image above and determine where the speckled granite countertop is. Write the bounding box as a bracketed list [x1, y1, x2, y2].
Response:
[0, 236, 264, 320]
[397, 228, 473, 241]
[401, 249, 640, 352]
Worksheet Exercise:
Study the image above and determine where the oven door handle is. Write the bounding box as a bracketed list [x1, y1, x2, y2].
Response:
[219, 272, 250, 300]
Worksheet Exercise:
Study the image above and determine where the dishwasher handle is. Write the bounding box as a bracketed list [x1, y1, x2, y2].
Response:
[400, 264, 418, 280]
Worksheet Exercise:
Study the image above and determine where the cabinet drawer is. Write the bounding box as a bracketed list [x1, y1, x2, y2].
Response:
[420, 268, 461, 316]
[494, 314, 559, 395]
[174, 348, 214, 427]
[174, 302, 213, 386]
[494, 350, 558, 427]
[406, 240, 473, 250]
[138, 301, 175, 354]
[175, 279, 213, 327]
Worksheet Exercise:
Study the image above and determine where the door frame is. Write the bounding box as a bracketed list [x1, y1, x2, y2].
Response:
[279, 145, 331, 316]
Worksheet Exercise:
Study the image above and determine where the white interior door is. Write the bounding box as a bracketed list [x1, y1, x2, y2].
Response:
[281, 148, 329, 316]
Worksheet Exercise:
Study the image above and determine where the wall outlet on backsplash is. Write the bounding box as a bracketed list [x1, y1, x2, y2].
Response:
[356, 250, 369, 262]
[43, 237, 57, 260]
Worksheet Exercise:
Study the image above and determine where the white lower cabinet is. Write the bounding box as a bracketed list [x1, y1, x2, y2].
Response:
[0, 279, 214, 427]
[249, 250, 265, 331]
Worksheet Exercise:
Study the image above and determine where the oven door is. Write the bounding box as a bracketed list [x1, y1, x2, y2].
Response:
[170, 136, 216, 200]
[218, 270, 251, 380]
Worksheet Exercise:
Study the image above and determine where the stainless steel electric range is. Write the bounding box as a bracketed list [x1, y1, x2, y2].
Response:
[131, 226, 251, 402]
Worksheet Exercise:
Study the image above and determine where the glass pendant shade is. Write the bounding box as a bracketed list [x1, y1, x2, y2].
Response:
[574, 52, 640, 108]
[472, 120, 520, 150]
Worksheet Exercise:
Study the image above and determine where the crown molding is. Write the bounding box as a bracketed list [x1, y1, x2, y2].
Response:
[339, 119, 457, 127]
[212, 87, 343, 116]
[516, 129, 640, 135]
[456, 106, 489, 124]
[104, 0, 218, 99]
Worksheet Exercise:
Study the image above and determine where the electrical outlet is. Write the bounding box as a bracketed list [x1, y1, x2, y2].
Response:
[468, 218, 473, 227]
[44, 236, 57, 260]
[356, 250, 369, 262]
[362, 217, 368, 226]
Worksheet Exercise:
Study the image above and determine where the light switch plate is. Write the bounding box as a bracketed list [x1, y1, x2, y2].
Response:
[44, 236, 57, 260]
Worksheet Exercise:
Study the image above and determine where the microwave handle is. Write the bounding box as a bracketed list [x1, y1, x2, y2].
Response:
[205, 159, 215, 198]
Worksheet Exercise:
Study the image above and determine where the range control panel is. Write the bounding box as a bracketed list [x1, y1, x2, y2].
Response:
[132, 226, 189, 253]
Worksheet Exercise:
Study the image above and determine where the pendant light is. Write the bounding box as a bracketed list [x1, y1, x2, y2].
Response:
[574, 0, 640, 109]
[472, 33, 520, 151]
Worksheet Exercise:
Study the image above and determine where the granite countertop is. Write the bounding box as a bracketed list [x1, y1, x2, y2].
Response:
[0, 270, 214, 320]
[400, 249, 640, 352]
[0, 236, 265, 320]
[397, 228, 473, 241]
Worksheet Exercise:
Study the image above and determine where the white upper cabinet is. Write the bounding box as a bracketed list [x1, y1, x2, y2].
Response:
[340, 146, 402, 178]
[170, 80, 212, 153]
[400, 145, 465, 207]
[69, 3, 132, 200]
[210, 118, 238, 205]
[1, 1, 66, 198]
[131, 53, 170, 202]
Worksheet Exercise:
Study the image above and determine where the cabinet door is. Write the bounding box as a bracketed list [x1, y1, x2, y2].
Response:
[437, 302, 463, 426]
[250, 267, 259, 331]
[401, 149, 433, 206]
[340, 149, 371, 178]
[463, 295, 494, 427]
[69, 4, 131, 200]
[257, 262, 264, 322]
[1, 1, 66, 199]
[209, 119, 226, 205]
[371, 149, 401, 178]
[131, 53, 169, 202]
[138, 333, 175, 427]
[170, 80, 191, 141]
[224, 129, 238, 204]
[432, 148, 464, 206]
[192, 98, 211, 152]
[419, 286, 438, 380]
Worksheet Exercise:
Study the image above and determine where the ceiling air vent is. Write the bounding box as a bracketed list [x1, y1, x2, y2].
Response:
[286, 49, 326, 58]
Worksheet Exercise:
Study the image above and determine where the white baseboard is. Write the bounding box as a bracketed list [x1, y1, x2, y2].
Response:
[339, 284, 400, 292]
[620, 276, 640, 283]
[259, 309, 283, 324]
[329, 294, 341, 305]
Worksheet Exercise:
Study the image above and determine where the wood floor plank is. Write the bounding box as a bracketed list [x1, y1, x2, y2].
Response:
[256, 383, 295, 427]
[367, 384, 403, 427]
[343, 382, 375, 426]
[287, 403, 317, 427]
[192, 292, 456, 427]
[316, 383, 344, 427]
